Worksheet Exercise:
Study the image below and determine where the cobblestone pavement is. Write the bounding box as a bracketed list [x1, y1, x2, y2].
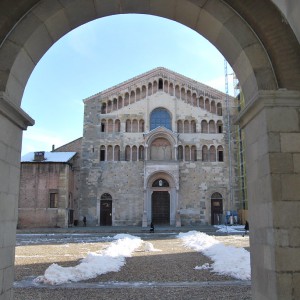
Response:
[14, 229, 251, 300]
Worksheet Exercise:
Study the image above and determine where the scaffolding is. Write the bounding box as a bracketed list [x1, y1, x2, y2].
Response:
[233, 72, 248, 223]
[224, 61, 248, 224]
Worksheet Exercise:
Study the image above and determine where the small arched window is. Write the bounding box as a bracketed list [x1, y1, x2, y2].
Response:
[132, 146, 137, 161]
[100, 145, 106, 161]
[209, 146, 216, 162]
[202, 145, 208, 162]
[125, 145, 131, 161]
[107, 145, 113, 161]
[217, 103, 222, 116]
[178, 145, 183, 160]
[217, 146, 224, 162]
[201, 120, 208, 133]
[114, 145, 120, 161]
[139, 146, 144, 161]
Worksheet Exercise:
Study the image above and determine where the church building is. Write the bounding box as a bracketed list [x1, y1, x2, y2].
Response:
[80, 67, 236, 227]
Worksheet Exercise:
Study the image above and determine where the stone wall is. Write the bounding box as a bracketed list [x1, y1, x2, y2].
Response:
[18, 163, 74, 228]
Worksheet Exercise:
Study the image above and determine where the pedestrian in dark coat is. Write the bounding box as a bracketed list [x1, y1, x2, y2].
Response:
[242, 220, 249, 237]
[150, 222, 154, 233]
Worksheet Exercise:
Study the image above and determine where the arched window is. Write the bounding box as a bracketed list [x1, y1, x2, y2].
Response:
[164, 80, 168, 93]
[209, 146, 216, 162]
[139, 145, 144, 161]
[132, 145, 137, 161]
[199, 97, 204, 109]
[107, 100, 112, 113]
[150, 108, 171, 130]
[217, 103, 222, 116]
[185, 145, 190, 161]
[217, 146, 224, 162]
[139, 119, 144, 132]
[175, 85, 180, 98]
[101, 103, 106, 114]
[101, 119, 106, 132]
[136, 88, 141, 101]
[178, 145, 183, 160]
[148, 83, 152, 96]
[107, 119, 113, 133]
[107, 145, 113, 161]
[124, 93, 129, 106]
[132, 119, 138, 132]
[209, 120, 216, 133]
[177, 120, 183, 133]
[125, 119, 131, 132]
[184, 120, 189, 133]
[205, 98, 210, 110]
[125, 145, 131, 161]
[187, 90, 191, 104]
[115, 119, 120, 132]
[211, 101, 216, 113]
[181, 88, 186, 101]
[169, 83, 174, 96]
[217, 120, 223, 133]
[114, 145, 120, 161]
[201, 120, 208, 133]
[142, 85, 147, 98]
[113, 98, 118, 110]
[191, 120, 196, 133]
[100, 145, 106, 161]
[153, 81, 158, 93]
[118, 96, 123, 109]
[130, 90, 135, 104]
[159, 78, 163, 90]
[191, 145, 197, 161]
[192, 93, 197, 106]
[202, 145, 208, 162]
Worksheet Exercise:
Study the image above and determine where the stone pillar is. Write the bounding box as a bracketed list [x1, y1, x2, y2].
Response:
[238, 91, 300, 300]
[0, 93, 34, 299]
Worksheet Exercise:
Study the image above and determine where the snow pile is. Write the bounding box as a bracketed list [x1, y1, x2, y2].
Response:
[194, 263, 211, 270]
[141, 241, 161, 252]
[178, 231, 250, 280]
[214, 225, 245, 233]
[35, 234, 142, 285]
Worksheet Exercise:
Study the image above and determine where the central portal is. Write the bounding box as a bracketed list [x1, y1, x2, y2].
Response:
[152, 191, 170, 225]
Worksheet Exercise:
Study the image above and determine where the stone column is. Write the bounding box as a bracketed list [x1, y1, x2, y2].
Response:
[0, 92, 34, 299]
[237, 90, 300, 300]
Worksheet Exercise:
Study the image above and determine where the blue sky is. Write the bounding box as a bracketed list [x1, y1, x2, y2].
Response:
[21, 14, 234, 155]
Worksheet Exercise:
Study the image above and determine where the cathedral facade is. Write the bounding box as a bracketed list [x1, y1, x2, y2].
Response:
[80, 67, 236, 227]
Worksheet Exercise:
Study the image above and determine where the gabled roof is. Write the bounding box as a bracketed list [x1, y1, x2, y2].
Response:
[83, 67, 227, 103]
[21, 152, 77, 163]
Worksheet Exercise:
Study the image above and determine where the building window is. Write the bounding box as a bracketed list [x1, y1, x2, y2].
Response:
[100, 146, 105, 161]
[50, 192, 58, 208]
[218, 146, 224, 162]
[150, 108, 171, 130]
[178, 145, 183, 160]
[158, 78, 163, 90]
[202, 145, 208, 162]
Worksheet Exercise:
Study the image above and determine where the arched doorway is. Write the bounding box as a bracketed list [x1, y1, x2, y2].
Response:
[151, 179, 170, 225]
[100, 193, 112, 226]
[211, 192, 223, 225]
[1, 1, 300, 299]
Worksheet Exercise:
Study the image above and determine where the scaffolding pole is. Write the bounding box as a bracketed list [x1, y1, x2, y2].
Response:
[224, 59, 234, 211]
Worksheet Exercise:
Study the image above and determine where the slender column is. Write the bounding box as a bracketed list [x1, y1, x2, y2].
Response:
[237, 90, 300, 300]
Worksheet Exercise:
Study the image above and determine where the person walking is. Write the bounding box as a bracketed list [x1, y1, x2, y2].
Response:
[242, 220, 249, 237]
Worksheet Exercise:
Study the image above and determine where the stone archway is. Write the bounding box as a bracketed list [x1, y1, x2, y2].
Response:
[1, 1, 300, 299]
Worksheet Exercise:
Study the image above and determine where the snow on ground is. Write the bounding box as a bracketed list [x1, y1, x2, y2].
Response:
[214, 225, 245, 233]
[178, 231, 250, 280]
[34, 234, 142, 285]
